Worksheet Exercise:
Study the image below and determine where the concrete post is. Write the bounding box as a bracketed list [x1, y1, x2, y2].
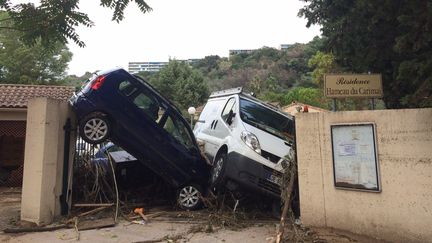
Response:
[21, 98, 75, 225]
[295, 112, 327, 226]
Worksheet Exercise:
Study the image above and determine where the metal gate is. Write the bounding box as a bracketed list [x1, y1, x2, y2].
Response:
[71, 128, 117, 205]
[0, 121, 26, 187]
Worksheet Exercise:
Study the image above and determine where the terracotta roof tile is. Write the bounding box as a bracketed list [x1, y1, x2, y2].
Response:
[0, 84, 75, 108]
[282, 102, 328, 116]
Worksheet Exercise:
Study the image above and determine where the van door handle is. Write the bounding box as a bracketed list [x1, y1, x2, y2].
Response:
[210, 120, 215, 129]
[213, 120, 218, 129]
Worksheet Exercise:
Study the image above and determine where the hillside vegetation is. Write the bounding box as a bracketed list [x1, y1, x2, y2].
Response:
[137, 36, 337, 111]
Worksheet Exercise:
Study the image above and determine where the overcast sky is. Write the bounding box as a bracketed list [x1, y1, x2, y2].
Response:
[66, 0, 321, 76]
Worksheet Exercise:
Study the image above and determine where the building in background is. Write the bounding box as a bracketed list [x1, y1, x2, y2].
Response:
[279, 44, 292, 50]
[128, 62, 168, 73]
[185, 59, 200, 66]
[229, 49, 255, 56]
[229, 44, 292, 57]
[130, 43, 294, 72]
[128, 59, 200, 74]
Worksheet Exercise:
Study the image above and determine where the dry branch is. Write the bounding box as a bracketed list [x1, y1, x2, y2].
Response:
[3, 225, 68, 233]
[73, 203, 114, 207]
[65, 206, 111, 224]
[276, 148, 298, 243]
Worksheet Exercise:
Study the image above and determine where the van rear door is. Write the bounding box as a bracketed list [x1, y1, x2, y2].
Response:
[194, 98, 227, 161]
[211, 96, 236, 146]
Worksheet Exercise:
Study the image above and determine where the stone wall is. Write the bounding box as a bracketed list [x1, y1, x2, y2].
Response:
[296, 108, 432, 242]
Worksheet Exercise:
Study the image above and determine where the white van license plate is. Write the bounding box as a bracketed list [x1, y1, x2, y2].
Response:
[267, 174, 282, 186]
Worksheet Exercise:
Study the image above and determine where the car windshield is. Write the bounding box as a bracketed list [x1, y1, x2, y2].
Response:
[239, 98, 294, 141]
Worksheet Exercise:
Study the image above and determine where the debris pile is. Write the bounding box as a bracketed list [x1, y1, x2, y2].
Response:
[275, 146, 306, 243]
[72, 154, 115, 204]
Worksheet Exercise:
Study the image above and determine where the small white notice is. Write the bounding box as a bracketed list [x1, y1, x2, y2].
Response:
[331, 123, 380, 192]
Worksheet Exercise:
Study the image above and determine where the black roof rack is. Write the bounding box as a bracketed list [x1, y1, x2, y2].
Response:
[209, 87, 243, 98]
[208, 86, 294, 120]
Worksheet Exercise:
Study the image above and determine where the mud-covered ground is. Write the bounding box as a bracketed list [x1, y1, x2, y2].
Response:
[0, 188, 20, 231]
[0, 187, 387, 243]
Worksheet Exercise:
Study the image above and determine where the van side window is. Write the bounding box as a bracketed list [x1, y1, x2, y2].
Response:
[119, 80, 138, 96]
[221, 98, 236, 122]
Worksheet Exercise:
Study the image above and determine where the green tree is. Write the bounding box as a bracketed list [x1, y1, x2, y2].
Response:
[135, 70, 157, 82]
[259, 91, 285, 105]
[150, 60, 209, 110]
[63, 72, 93, 90]
[0, 12, 72, 84]
[149, 61, 180, 101]
[175, 69, 209, 110]
[193, 55, 221, 73]
[0, 0, 151, 47]
[248, 75, 263, 95]
[283, 87, 327, 108]
[298, 0, 432, 108]
[308, 51, 337, 87]
[207, 42, 325, 93]
[182, 38, 328, 104]
[264, 75, 279, 92]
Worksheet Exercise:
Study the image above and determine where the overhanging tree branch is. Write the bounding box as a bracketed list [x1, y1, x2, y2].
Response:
[0, 25, 27, 31]
[1, 0, 152, 47]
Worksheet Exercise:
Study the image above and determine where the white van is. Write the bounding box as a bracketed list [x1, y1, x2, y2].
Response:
[193, 87, 295, 198]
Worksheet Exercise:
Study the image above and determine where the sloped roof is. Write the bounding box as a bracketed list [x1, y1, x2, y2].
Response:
[0, 84, 75, 108]
[282, 102, 328, 116]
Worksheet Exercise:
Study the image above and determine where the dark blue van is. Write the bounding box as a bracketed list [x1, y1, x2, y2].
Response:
[70, 68, 210, 209]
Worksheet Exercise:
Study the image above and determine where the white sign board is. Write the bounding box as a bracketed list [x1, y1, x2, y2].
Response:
[331, 123, 380, 192]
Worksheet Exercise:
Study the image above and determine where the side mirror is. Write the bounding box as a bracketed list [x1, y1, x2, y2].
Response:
[226, 110, 236, 125]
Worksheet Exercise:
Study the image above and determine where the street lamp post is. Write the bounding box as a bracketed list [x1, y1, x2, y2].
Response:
[188, 107, 196, 127]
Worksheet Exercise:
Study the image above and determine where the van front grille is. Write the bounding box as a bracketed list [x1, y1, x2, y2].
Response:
[258, 178, 281, 195]
[261, 150, 280, 163]
[263, 166, 283, 177]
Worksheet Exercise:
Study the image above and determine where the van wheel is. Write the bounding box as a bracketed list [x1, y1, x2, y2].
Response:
[79, 113, 110, 144]
[177, 184, 202, 210]
[211, 152, 227, 186]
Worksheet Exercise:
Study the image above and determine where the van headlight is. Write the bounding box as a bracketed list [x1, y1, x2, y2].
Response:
[241, 131, 261, 154]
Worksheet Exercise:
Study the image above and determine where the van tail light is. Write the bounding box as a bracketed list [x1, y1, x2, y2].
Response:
[90, 75, 106, 90]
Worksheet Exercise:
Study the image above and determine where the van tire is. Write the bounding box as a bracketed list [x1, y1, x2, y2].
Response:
[79, 113, 111, 144]
[211, 152, 227, 187]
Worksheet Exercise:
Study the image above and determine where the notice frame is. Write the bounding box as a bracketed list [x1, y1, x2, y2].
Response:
[330, 123, 381, 192]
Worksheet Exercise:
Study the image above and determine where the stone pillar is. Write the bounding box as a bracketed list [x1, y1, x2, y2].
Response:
[295, 112, 327, 227]
[21, 98, 75, 225]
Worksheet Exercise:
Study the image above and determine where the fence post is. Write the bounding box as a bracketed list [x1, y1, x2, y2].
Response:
[60, 118, 71, 215]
